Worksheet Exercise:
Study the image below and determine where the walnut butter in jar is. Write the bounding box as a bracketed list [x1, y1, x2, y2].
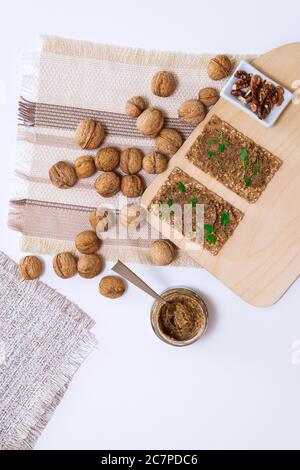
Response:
[151, 288, 208, 346]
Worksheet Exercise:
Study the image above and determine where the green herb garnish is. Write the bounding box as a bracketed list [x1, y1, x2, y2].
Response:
[253, 163, 260, 176]
[205, 233, 217, 244]
[210, 139, 218, 145]
[219, 143, 225, 153]
[190, 197, 199, 205]
[240, 148, 248, 164]
[177, 182, 186, 193]
[167, 198, 173, 207]
[207, 151, 217, 157]
[244, 177, 252, 186]
[221, 211, 230, 226]
[204, 224, 214, 233]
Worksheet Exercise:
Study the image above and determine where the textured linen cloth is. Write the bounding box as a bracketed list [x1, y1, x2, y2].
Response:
[9, 35, 254, 266]
[0, 251, 96, 450]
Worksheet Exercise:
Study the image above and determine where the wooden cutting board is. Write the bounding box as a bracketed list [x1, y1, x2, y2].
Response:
[141, 43, 300, 307]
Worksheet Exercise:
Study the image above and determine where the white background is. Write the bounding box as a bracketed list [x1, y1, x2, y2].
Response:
[1, 0, 300, 450]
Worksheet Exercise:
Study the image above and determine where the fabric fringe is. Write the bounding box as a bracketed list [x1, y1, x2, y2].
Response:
[0, 251, 97, 450]
[42, 35, 254, 69]
[20, 235, 199, 268]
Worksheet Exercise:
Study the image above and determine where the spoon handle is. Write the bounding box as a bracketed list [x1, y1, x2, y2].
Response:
[112, 260, 168, 305]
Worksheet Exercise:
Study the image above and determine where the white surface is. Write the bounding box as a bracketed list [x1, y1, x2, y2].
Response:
[221, 60, 293, 127]
[1, 0, 300, 451]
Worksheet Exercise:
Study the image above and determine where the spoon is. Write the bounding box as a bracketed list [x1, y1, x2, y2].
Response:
[112, 260, 168, 306]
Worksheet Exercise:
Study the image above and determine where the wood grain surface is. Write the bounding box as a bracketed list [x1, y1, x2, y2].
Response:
[141, 43, 300, 307]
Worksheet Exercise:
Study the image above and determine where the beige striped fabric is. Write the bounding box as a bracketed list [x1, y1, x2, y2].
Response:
[9, 36, 255, 266]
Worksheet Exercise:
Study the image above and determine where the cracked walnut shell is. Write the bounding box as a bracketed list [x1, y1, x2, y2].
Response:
[208, 55, 232, 80]
[78, 254, 103, 279]
[74, 155, 96, 178]
[178, 100, 206, 125]
[125, 96, 146, 118]
[150, 240, 175, 266]
[198, 87, 219, 106]
[75, 120, 105, 149]
[155, 129, 183, 155]
[19, 256, 43, 280]
[49, 161, 78, 189]
[142, 152, 168, 174]
[95, 147, 120, 172]
[120, 148, 143, 174]
[99, 275, 126, 299]
[136, 108, 164, 138]
[94, 172, 121, 197]
[75, 230, 101, 254]
[53, 252, 77, 279]
[89, 208, 115, 232]
[151, 71, 176, 97]
[121, 175, 144, 198]
[120, 203, 146, 230]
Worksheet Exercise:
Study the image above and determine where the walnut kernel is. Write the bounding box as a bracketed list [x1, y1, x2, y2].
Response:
[49, 161, 78, 189]
[121, 175, 144, 198]
[74, 155, 96, 178]
[155, 129, 182, 155]
[120, 148, 143, 174]
[208, 55, 232, 80]
[198, 87, 219, 106]
[178, 100, 206, 125]
[136, 108, 164, 138]
[94, 172, 121, 197]
[125, 96, 146, 118]
[75, 120, 105, 149]
[142, 152, 168, 174]
[150, 240, 175, 266]
[151, 71, 176, 97]
[99, 276, 126, 299]
[53, 252, 77, 279]
[19, 256, 43, 280]
[78, 254, 103, 279]
[75, 230, 101, 254]
[95, 147, 120, 172]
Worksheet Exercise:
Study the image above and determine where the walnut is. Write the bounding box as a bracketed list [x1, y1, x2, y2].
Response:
[208, 55, 232, 80]
[74, 155, 96, 178]
[151, 71, 177, 97]
[142, 151, 168, 174]
[94, 172, 121, 197]
[77, 254, 103, 279]
[99, 275, 126, 299]
[120, 203, 146, 230]
[121, 175, 144, 197]
[19, 256, 43, 280]
[95, 147, 120, 171]
[49, 161, 78, 189]
[150, 240, 175, 265]
[198, 87, 219, 106]
[120, 148, 143, 174]
[136, 108, 164, 138]
[178, 100, 206, 125]
[75, 230, 101, 254]
[125, 96, 146, 118]
[53, 252, 77, 279]
[89, 207, 115, 232]
[75, 120, 105, 149]
[155, 128, 182, 155]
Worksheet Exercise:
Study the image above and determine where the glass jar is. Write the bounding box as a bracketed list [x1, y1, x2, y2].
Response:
[150, 287, 208, 347]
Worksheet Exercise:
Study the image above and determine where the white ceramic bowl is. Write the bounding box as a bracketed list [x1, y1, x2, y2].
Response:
[220, 60, 293, 128]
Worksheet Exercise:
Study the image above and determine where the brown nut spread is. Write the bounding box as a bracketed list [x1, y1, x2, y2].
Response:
[157, 290, 207, 342]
